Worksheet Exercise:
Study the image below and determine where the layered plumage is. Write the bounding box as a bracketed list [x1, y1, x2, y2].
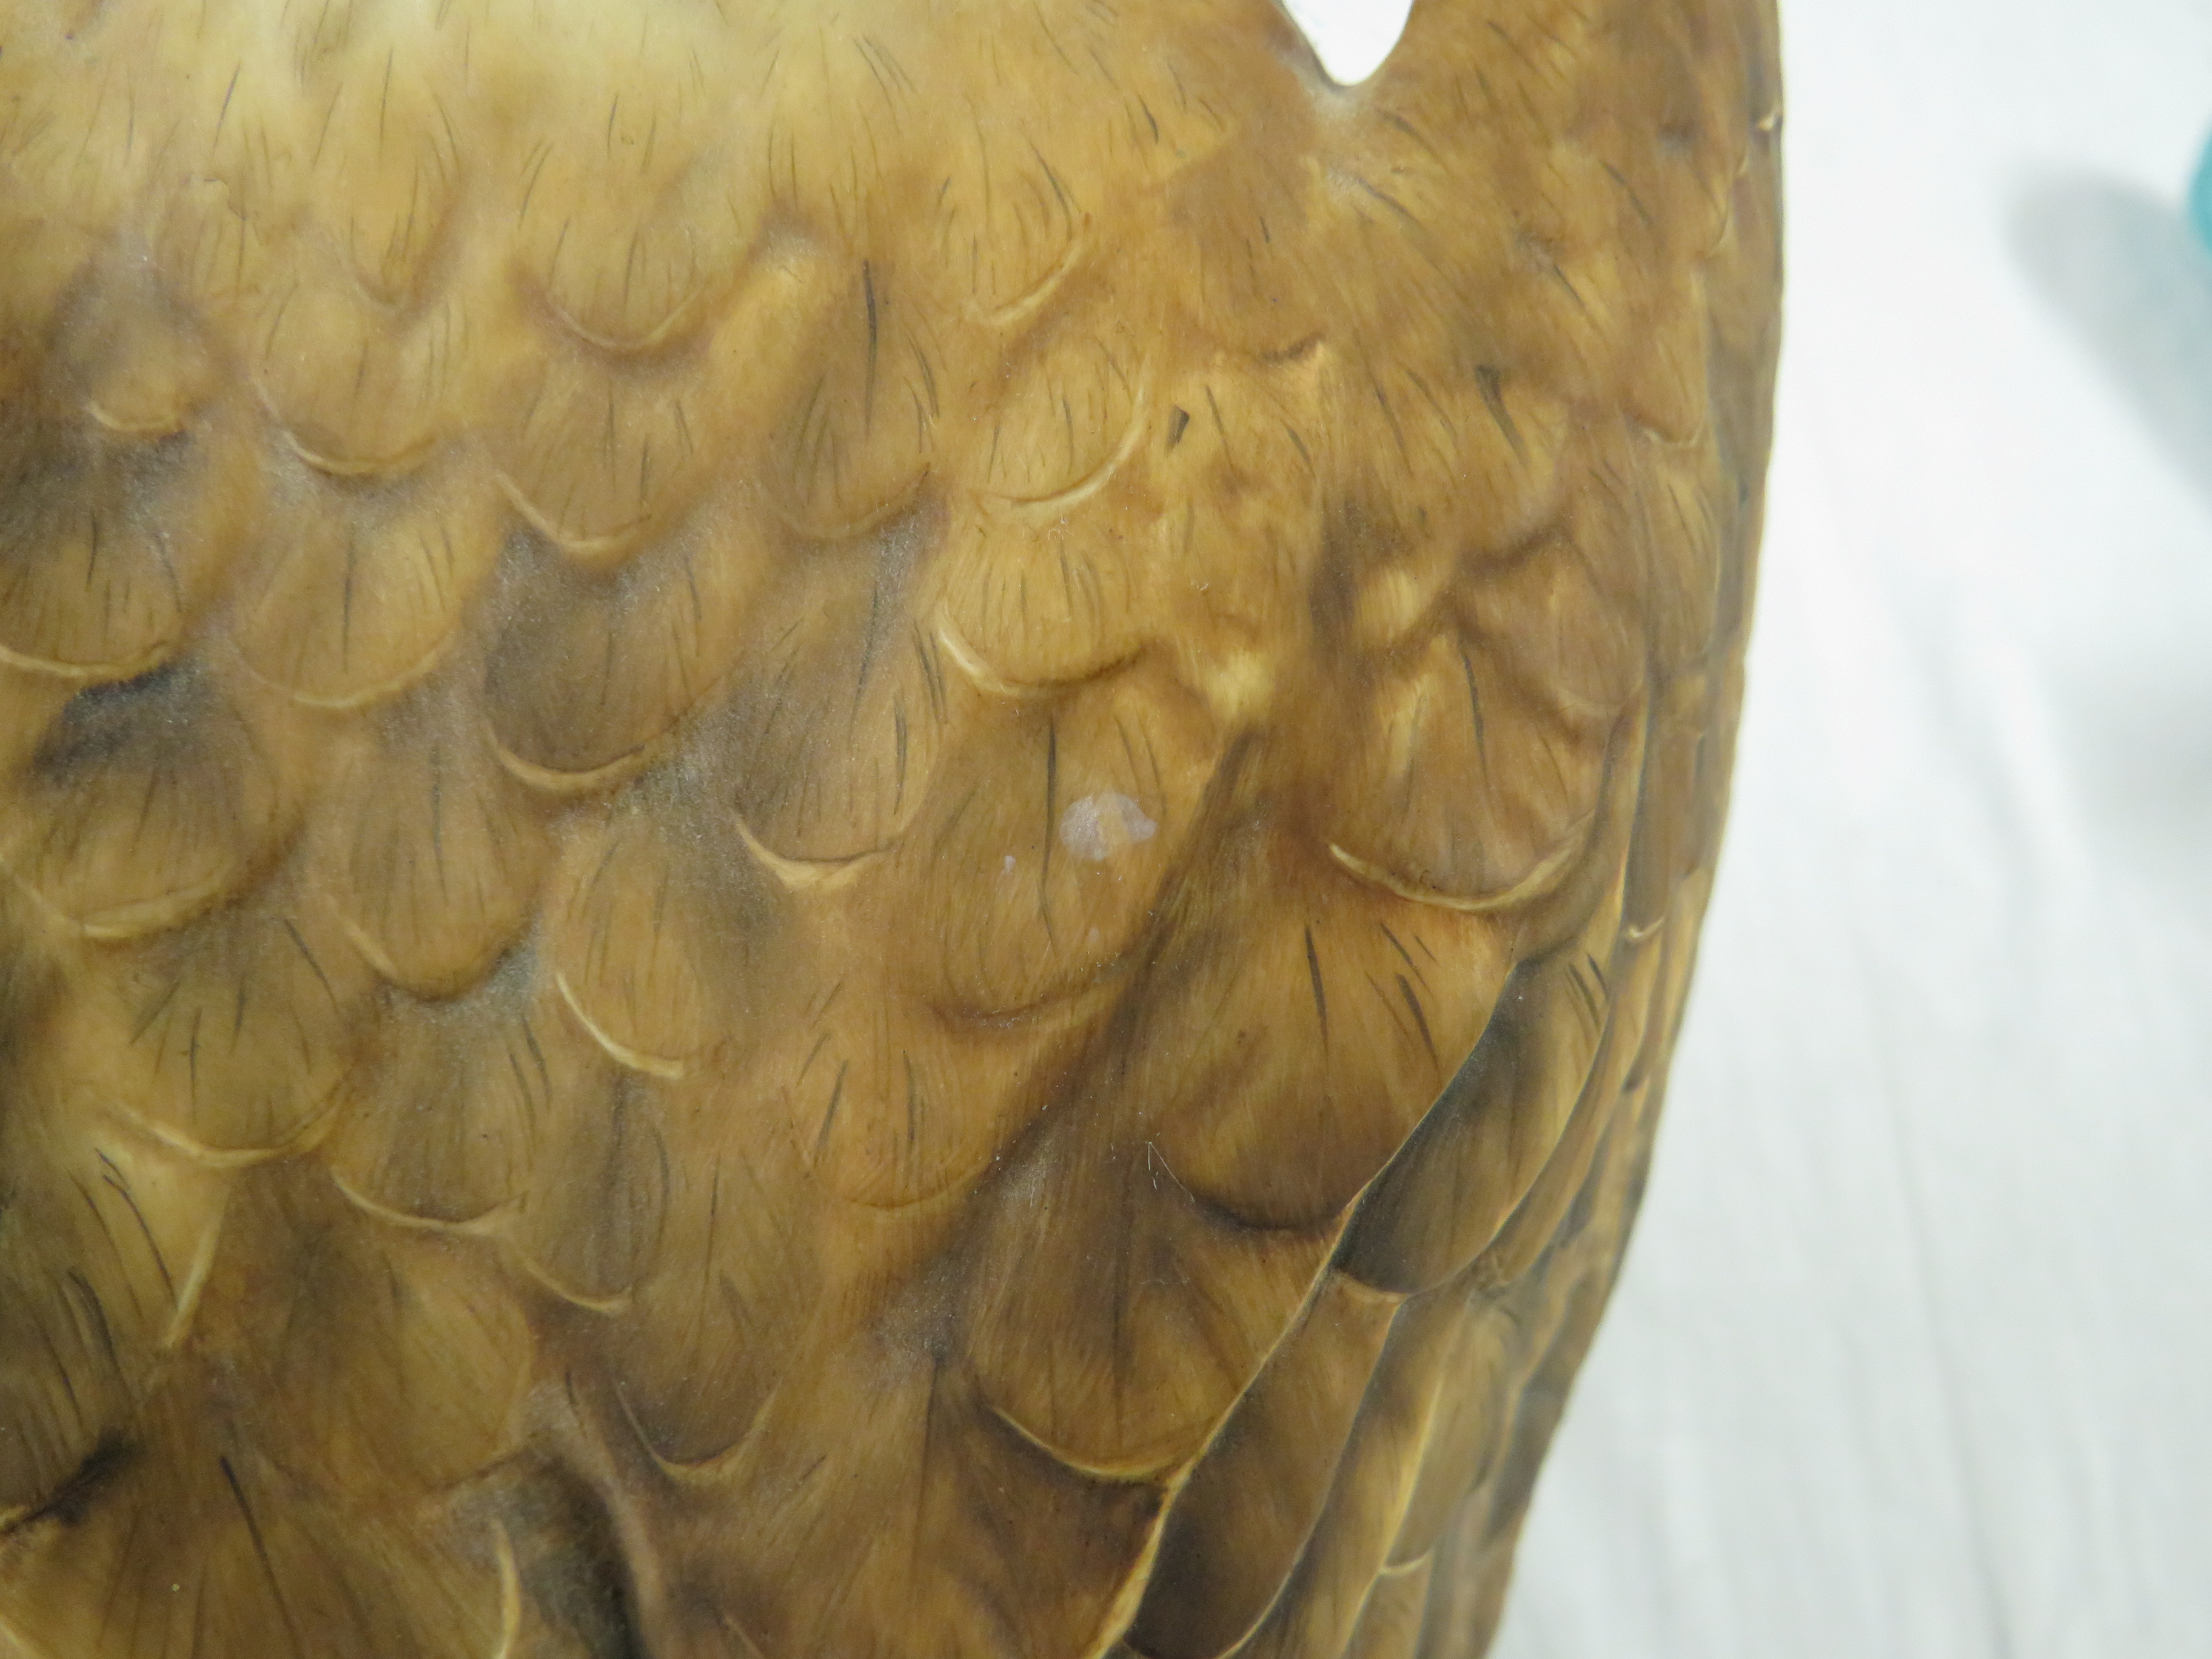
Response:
[0, 1, 1781, 1654]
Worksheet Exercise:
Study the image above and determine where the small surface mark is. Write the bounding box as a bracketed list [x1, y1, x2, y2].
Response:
[1057, 793, 1156, 862]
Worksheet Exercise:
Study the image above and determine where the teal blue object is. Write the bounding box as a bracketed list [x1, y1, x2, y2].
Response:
[2191, 129, 2212, 253]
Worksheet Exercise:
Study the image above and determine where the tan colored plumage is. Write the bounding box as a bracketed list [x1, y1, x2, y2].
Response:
[0, 0, 1781, 1654]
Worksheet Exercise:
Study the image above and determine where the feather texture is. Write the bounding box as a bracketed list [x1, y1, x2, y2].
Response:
[0, 0, 1781, 1654]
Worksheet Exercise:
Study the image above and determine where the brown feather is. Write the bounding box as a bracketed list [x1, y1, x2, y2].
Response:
[0, 0, 1781, 1652]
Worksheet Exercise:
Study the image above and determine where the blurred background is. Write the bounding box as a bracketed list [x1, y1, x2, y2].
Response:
[1285, 2, 2212, 1655]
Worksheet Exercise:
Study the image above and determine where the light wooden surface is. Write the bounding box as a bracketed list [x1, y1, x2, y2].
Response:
[1497, 2, 2212, 1653]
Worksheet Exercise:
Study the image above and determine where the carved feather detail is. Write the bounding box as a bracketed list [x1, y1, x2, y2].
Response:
[0, 0, 1781, 1654]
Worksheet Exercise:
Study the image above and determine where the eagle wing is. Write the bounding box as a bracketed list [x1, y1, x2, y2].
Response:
[0, 1, 1781, 1655]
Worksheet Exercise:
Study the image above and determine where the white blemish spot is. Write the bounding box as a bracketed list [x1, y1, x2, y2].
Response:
[1059, 793, 1157, 862]
[1004, 854, 1017, 873]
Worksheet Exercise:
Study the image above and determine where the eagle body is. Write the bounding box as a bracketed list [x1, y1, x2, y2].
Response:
[0, 1, 1781, 1654]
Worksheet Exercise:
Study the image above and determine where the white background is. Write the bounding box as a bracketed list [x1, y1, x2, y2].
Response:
[1286, 2, 2212, 1654]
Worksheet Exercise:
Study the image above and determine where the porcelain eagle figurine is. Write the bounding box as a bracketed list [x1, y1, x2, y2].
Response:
[0, 1, 1781, 1654]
